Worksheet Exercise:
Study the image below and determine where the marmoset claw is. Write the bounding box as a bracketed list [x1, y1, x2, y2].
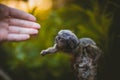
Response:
[40, 50, 48, 56]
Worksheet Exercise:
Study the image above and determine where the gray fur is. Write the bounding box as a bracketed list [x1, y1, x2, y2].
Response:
[40, 30, 101, 80]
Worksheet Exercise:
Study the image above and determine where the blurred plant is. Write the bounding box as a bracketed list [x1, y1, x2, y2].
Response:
[1, 0, 112, 80]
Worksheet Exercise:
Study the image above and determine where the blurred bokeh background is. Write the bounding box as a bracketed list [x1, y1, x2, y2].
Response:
[0, 0, 120, 80]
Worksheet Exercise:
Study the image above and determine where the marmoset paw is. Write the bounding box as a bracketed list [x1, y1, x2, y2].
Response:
[40, 50, 48, 56]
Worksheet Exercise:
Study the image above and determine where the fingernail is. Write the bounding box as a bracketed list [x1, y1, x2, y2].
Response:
[35, 23, 41, 29]
[25, 35, 30, 39]
[33, 30, 38, 34]
[32, 16, 36, 21]
[29, 14, 36, 21]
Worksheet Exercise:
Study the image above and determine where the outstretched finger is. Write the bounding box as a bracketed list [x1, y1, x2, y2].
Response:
[9, 7, 36, 21]
[8, 26, 39, 34]
[9, 18, 40, 29]
[7, 34, 30, 41]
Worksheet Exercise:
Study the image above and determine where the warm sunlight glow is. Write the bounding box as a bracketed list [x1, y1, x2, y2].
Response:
[1, 0, 28, 11]
[29, 0, 52, 11]
[1, 0, 52, 12]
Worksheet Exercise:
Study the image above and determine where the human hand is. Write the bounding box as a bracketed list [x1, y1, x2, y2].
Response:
[0, 4, 40, 41]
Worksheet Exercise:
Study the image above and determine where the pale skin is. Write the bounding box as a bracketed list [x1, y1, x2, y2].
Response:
[0, 4, 40, 41]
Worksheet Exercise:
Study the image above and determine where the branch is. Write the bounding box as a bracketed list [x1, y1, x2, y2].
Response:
[0, 69, 11, 80]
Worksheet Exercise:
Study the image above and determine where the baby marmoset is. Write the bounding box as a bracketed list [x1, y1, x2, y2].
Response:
[40, 30, 101, 80]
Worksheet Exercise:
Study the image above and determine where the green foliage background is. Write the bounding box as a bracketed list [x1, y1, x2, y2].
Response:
[0, 0, 117, 80]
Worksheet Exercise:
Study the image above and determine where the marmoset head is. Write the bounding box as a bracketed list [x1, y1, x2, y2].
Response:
[55, 30, 79, 50]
